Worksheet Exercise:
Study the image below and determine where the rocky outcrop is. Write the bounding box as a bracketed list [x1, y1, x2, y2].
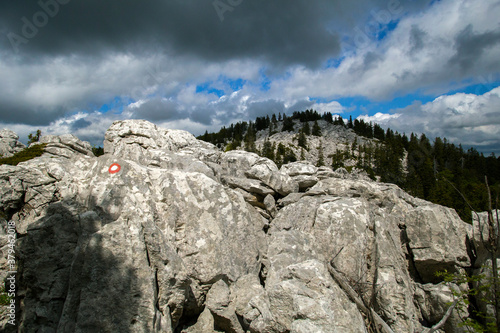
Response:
[0, 119, 484, 332]
[0, 129, 26, 157]
[252, 120, 373, 167]
[468, 210, 500, 328]
[38, 134, 95, 158]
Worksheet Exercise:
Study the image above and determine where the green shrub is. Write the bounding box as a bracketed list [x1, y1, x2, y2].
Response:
[92, 146, 105, 157]
[0, 144, 47, 166]
[436, 269, 498, 332]
[0, 285, 12, 306]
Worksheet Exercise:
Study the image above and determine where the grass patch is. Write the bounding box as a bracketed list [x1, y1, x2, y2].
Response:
[0, 144, 47, 166]
[0, 285, 12, 306]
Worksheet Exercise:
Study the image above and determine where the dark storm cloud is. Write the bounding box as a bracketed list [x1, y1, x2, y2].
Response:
[1, 0, 344, 68]
[286, 100, 316, 113]
[348, 51, 383, 75]
[128, 98, 184, 122]
[1, 0, 436, 67]
[409, 25, 426, 53]
[449, 24, 500, 73]
[246, 99, 285, 119]
[190, 107, 215, 126]
[71, 118, 91, 130]
[0, 100, 66, 126]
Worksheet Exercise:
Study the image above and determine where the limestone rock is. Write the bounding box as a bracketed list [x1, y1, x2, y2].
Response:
[263, 194, 277, 218]
[469, 210, 500, 328]
[415, 282, 468, 333]
[0, 121, 480, 333]
[470, 210, 500, 262]
[104, 119, 215, 159]
[316, 166, 336, 179]
[181, 308, 216, 333]
[0, 129, 25, 157]
[280, 161, 317, 177]
[220, 150, 260, 178]
[206, 280, 244, 333]
[39, 134, 94, 158]
[404, 205, 470, 283]
[293, 174, 319, 191]
[277, 192, 305, 207]
[245, 158, 298, 196]
[222, 176, 275, 196]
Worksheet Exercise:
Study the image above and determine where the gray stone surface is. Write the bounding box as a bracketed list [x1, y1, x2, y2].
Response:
[0, 129, 25, 157]
[39, 134, 95, 158]
[469, 210, 500, 328]
[0, 120, 483, 333]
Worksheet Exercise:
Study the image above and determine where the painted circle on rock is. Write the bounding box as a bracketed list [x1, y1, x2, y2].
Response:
[108, 163, 121, 174]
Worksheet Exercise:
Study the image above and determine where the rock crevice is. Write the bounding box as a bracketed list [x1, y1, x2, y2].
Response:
[0, 120, 488, 333]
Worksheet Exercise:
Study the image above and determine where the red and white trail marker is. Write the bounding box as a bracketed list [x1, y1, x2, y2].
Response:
[108, 163, 121, 174]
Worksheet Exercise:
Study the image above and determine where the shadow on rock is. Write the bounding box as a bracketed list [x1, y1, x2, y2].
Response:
[13, 200, 150, 332]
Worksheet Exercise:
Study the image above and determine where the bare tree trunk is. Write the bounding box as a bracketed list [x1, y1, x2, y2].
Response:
[327, 261, 395, 333]
[423, 299, 459, 333]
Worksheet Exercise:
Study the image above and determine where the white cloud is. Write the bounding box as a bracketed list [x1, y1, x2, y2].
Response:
[0, 0, 499, 154]
[358, 112, 401, 123]
[359, 87, 500, 153]
[311, 101, 345, 114]
[268, 0, 500, 101]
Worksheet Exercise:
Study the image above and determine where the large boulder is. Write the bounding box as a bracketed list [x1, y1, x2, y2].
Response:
[468, 210, 500, 328]
[0, 129, 25, 157]
[104, 119, 215, 158]
[39, 134, 94, 158]
[267, 177, 472, 332]
[0, 121, 479, 333]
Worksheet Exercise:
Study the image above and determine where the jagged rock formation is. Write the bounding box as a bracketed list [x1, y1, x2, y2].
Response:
[0, 119, 490, 332]
[0, 129, 26, 158]
[256, 120, 374, 167]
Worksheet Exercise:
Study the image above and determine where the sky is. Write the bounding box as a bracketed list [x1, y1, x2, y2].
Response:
[1, 0, 500, 154]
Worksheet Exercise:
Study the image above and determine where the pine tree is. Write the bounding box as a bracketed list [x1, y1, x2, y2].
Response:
[297, 130, 308, 150]
[312, 120, 322, 136]
[351, 137, 358, 156]
[262, 139, 275, 161]
[28, 129, 42, 145]
[317, 143, 325, 167]
[302, 122, 310, 135]
[323, 112, 333, 124]
[373, 124, 385, 141]
[283, 147, 297, 164]
[282, 116, 295, 132]
[331, 150, 345, 170]
[244, 122, 257, 153]
[268, 122, 275, 136]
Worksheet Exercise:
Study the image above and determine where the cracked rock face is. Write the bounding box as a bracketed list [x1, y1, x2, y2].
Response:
[0, 129, 26, 158]
[0, 119, 480, 332]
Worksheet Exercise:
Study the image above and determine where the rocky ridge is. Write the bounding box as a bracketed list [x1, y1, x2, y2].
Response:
[0, 119, 493, 332]
[254, 120, 373, 168]
[0, 130, 26, 158]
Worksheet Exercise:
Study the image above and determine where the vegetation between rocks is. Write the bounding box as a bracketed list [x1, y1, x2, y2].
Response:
[198, 109, 500, 223]
[0, 143, 47, 166]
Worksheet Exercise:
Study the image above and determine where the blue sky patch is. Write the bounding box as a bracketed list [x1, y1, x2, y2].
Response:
[196, 82, 225, 98]
[97, 96, 133, 114]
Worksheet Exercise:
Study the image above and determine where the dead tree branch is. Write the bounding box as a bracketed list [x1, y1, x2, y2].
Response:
[422, 299, 459, 333]
[327, 261, 395, 333]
